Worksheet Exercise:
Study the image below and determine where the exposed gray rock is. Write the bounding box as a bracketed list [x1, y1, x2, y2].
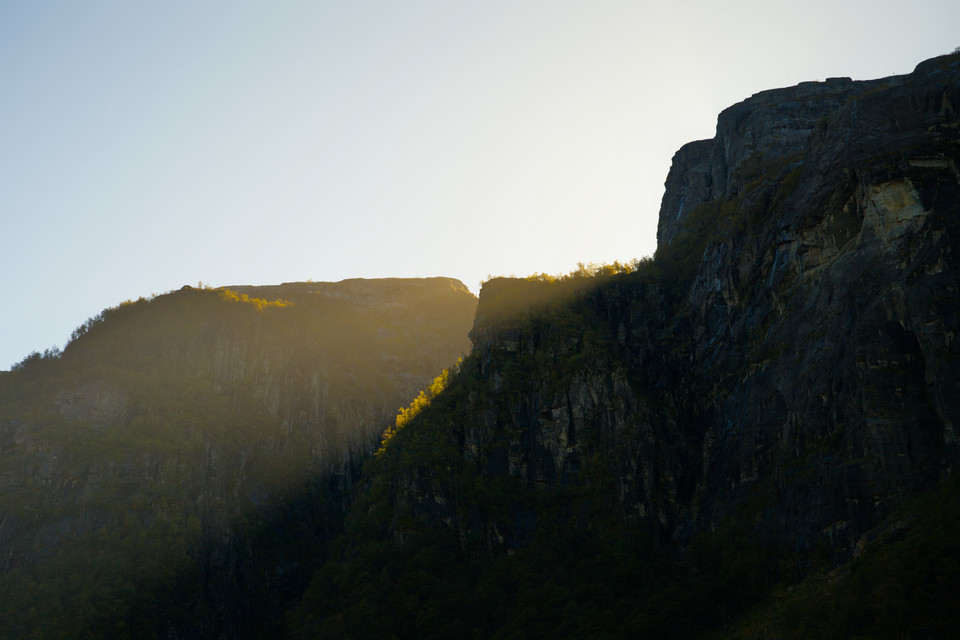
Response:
[56, 380, 127, 426]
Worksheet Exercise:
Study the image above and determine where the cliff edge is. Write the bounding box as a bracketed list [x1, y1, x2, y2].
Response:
[297, 54, 960, 637]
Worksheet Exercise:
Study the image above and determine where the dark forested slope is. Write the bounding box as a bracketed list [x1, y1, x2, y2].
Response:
[0, 278, 476, 639]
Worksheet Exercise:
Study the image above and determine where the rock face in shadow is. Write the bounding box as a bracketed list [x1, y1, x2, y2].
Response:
[372, 54, 960, 563]
[5, 52, 960, 639]
[0, 277, 476, 638]
[656, 72, 911, 246]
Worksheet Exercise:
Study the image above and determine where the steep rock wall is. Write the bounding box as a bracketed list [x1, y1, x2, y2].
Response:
[376, 54, 960, 562]
[0, 277, 477, 638]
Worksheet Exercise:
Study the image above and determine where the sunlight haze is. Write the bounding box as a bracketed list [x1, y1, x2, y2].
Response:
[2, 0, 959, 368]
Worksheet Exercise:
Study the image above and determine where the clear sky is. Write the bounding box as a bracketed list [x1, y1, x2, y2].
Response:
[2, 1, 959, 369]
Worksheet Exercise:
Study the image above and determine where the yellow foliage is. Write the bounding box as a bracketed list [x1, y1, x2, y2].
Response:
[377, 365, 454, 456]
[514, 260, 642, 285]
[567, 260, 639, 278]
[217, 288, 292, 311]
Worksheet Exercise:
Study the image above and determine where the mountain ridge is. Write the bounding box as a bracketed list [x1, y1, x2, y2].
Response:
[0, 277, 477, 638]
[1, 53, 959, 638]
[288, 53, 960, 638]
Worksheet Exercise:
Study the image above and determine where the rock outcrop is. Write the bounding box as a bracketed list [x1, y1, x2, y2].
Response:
[656, 72, 910, 246]
[372, 53, 960, 562]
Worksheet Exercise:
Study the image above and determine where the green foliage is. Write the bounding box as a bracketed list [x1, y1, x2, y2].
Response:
[285, 266, 790, 638]
[68, 312, 106, 344]
[0, 279, 476, 638]
[477, 261, 646, 334]
[217, 287, 293, 310]
[0, 516, 200, 640]
[10, 346, 62, 371]
[0, 359, 310, 637]
[506, 259, 642, 285]
[288, 485, 789, 640]
[378, 364, 456, 456]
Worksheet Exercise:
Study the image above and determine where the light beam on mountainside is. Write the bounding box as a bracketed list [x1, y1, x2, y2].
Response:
[2, 0, 959, 368]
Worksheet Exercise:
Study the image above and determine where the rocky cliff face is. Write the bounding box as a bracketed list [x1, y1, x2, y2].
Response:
[368, 54, 960, 565]
[290, 57, 960, 638]
[6, 53, 959, 638]
[674, 53, 960, 550]
[0, 277, 476, 638]
[657, 73, 906, 246]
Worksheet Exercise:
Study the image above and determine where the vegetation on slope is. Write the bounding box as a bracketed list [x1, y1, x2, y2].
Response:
[284, 258, 960, 638]
[726, 476, 960, 640]
[0, 281, 476, 639]
[283, 268, 782, 638]
[6, 53, 960, 637]
[283, 87, 960, 637]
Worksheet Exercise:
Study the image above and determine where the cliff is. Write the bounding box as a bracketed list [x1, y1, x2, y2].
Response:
[4, 52, 959, 638]
[652, 52, 960, 550]
[0, 278, 476, 639]
[293, 54, 960, 638]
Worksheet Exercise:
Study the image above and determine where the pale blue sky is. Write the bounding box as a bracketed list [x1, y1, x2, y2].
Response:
[2, 1, 959, 368]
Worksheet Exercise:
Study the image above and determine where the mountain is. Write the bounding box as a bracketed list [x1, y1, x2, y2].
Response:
[288, 54, 960, 638]
[0, 278, 477, 638]
[3, 52, 959, 639]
